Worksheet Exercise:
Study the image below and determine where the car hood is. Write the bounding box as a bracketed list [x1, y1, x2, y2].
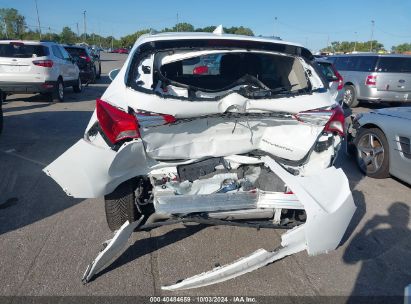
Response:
[373, 106, 411, 121]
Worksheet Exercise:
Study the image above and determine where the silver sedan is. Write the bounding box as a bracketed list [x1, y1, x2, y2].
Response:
[349, 107, 411, 184]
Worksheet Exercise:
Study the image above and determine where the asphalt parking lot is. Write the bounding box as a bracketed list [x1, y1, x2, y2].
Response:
[0, 52, 410, 299]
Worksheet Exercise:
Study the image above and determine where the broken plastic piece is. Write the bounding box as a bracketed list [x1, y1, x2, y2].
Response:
[82, 216, 144, 283]
[162, 225, 306, 291]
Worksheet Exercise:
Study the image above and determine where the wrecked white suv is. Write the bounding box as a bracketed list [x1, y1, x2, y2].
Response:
[44, 30, 355, 290]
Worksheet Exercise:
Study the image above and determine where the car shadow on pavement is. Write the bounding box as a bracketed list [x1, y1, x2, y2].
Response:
[90, 224, 207, 282]
[343, 202, 411, 300]
[0, 110, 92, 235]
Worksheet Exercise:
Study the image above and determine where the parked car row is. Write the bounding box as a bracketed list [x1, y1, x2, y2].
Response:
[0, 40, 101, 135]
[111, 48, 129, 54]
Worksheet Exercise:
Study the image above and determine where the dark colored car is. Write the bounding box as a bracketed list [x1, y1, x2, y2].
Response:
[112, 48, 129, 54]
[64, 45, 101, 83]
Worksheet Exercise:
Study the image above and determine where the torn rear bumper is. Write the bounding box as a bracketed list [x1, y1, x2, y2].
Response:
[78, 155, 355, 290]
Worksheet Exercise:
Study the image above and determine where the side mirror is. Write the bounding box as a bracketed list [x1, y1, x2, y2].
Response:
[108, 69, 120, 81]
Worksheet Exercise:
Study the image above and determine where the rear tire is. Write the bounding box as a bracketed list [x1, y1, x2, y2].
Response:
[104, 180, 138, 232]
[91, 67, 97, 84]
[50, 78, 64, 102]
[96, 63, 101, 79]
[73, 77, 82, 93]
[343, 85, 359, 108]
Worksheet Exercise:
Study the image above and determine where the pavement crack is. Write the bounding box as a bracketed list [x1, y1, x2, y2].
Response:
[149, 231, 161, 295]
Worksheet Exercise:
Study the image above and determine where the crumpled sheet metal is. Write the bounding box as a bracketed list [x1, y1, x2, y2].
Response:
[141, 115, 324, 161]
[79, 156, 355, 290]
[161, 157, 355, 290]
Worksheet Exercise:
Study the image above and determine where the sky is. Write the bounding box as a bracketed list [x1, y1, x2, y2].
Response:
[1, 0, 411, 52]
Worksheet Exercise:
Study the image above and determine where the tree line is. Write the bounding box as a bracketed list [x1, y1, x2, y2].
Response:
[0, 8, 253, 48]
[1, 7, 410, 53]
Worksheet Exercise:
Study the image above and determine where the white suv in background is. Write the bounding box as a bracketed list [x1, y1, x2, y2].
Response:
[0, 40, 82, 103]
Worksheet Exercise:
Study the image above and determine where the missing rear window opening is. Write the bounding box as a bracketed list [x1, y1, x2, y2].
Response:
[155, 52, 309, 97]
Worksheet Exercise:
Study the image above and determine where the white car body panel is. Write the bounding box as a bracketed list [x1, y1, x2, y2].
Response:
[79, 155, 355, 289]
[43, 32, 355, 289]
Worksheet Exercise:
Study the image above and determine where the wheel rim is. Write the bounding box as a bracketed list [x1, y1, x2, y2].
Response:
[356, 132, 385, 174]
[343, 89, 353, 105]
[58, 82, 64, 99]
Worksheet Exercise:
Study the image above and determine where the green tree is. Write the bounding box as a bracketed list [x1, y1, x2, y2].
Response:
[60, 26, 77, 44]
[321, 40, 385, 53]
[120, 29, 150, 47]
[0, 8, 26, 39]
[233, 26, 254, 36]
[392, 43, 411, 53]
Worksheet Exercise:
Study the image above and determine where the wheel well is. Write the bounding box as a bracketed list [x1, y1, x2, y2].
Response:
[361, 123, 381, 131]
[344, 82, 354, 87]
[58, 76, 63, 82]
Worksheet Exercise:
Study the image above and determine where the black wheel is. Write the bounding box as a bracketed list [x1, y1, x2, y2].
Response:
[51, 78, 64, 102]
[354, 127, 390, 178]
[90, 67, 97, 84]
[73, 77, 82, 93]
[104, 180, 139, 231]
[96, 63, 101, 79]
[343, 85, 359, 108]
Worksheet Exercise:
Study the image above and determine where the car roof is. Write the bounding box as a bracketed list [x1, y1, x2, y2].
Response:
[132, 32, 313, 60]
[0, 40, 60, 46]
[136, 31, 304, 48]
[329, 53, 411, 58]
[62, 44, 86, 49]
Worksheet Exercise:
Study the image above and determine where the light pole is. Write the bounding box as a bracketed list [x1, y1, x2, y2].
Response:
[274, 16, 277, 37]
[370, 20, 375, 52]
[34, 0, 42, 39]
[83, 10, 87, 41]
[353, 31, 357, 52]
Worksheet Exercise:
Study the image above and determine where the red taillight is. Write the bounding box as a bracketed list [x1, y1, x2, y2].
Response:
[33, 60, 53, 68]
[332, 67, 344, 90]
[96, 99, 140, 144]
[193, 65, 208, 75]
[323, 105, 345, 136]
[295, 105, 345, 136]
[79, 55, 91, 62]
[365, 75, 377, 86]
[96, 99, 177, 144]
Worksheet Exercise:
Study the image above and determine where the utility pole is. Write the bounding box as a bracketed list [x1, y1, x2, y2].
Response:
[370, 20, 375, 52]
[34, 0, 42, 39]
[176, 13, 179, 31]
[274, 17, 277, 37]
[76, 22, 80, 38]
[3, 19, 8, 39]
[326, 35, 329, 51]
[83, 10, 87, 41]
[353, 31, 358, 52]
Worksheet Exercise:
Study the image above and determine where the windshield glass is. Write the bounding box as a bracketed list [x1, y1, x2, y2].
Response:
[376, 57, 411, 73]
